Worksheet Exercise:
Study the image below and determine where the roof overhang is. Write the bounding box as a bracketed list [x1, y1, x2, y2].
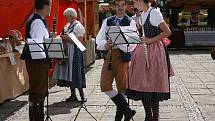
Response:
[166, 0, 215, 9]
[76, 0, 99, 2]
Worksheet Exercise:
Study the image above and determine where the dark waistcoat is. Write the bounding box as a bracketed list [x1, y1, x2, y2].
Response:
[106, 15, 132, 62]
[21, 13, 49, 62]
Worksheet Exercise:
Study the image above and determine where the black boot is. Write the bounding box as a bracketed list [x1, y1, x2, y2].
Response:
[111, 93, 136, 121]
[35, 102, 44, 121]
[78, 88, 87, 103]
[29, 105, 37, 121]
[115, 107, 124, 121]
[142, 101, 153, 121]
[66, 95, 79, 102]
[124, 108, 136, 121]
[67, 88, 79, 102]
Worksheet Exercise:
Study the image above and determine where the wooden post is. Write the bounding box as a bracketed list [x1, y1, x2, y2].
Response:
[84, 0, 87, 67]
[84, 0, 87, 44]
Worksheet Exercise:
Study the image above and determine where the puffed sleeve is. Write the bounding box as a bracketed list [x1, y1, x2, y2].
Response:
[150, 9, 164, 27]
[30, 19, 49, 39]
[96, 19, 108, 50]
[73, 22, 85, 37]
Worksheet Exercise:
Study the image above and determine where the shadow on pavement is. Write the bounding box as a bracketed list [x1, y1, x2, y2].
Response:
[48, 101, 81, 115]
[85, 66, 93, 74]
[0, 100, 28, 120]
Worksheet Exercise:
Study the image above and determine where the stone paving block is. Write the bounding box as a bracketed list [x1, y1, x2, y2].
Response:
[160, 105, 185, 112]
[185, 83, 208, 89]
[199, 106, 215, 120]
[206, 84, 215, 89]
[71, 112, 102, 121]
[176, 73, 202, 82]
[201, 62, 215, 68]
[209, 89, 215, 94]
[161, 101, 183, 106]
[100, 114, 115, 121]
[192, 95, 215, 105]
[160, 119, 189, 121]
[204, 118, 215, 121]
[183, 79, 203, 83]
[194, 72, 215, 83]
[160, 112, 188, 119]
[188, 88, 213, 95]
[206, 69, 215, 73]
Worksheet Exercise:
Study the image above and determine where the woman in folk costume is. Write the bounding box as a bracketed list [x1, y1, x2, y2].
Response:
[126, 0, 174, 121]
[52, 8, 86, 102]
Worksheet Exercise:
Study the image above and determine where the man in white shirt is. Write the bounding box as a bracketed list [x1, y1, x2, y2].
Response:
[96, 0, 136, 121]
[21, 0, 52, 120]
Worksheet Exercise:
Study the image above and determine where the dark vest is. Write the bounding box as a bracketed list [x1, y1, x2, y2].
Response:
[106, 15, 132, 62]
[143, 8, 162, 38]
[21, 13, 49, 61]
[107, 15, 131, 26]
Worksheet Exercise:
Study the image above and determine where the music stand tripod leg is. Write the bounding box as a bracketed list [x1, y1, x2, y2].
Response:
[45, 88, 52, 121]
[45, 64, 53, 121]
[44, 41, 53, 121]
[73, 102, 97, 121]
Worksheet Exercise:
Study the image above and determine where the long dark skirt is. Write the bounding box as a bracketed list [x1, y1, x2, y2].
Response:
[57, 45, 86, 88]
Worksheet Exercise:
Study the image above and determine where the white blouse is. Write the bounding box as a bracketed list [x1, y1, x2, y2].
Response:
[64, 20, 85, 38]
[30, 13, 49, 39]
[141, 7, 164, 27]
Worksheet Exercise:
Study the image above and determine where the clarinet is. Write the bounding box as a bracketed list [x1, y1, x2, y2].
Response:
[52, 15, 57, 33]
[49, 15, 57, 69]
[106, 19, 117, 70]
[108, 45, 112, 70]
[106, 27, 113, 70]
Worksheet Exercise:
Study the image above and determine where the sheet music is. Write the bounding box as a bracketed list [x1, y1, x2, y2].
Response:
[120, 26, 141, 44]
[27, 38, 46, 59]
[67, 33, 86, 52]
[106, 26, 141, 44]
[44, 37, 65, 59]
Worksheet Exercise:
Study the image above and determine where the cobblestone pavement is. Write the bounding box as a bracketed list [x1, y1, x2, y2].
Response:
[1, 50, 215, 121]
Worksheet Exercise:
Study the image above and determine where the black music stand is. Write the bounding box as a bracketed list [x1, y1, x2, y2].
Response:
[106, 26, 142, 45]
[106, 26, 142, 121]
[106, 26, 142, 69]
[27, 37, 66, 121]
[73, 100, 97, 121]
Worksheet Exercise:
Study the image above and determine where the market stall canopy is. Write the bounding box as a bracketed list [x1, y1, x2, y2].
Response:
[0, 0, 59, 38]
[76, 0, 99, 2]
[63, 0, 99, 3]
[166, 0, 215, 9]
